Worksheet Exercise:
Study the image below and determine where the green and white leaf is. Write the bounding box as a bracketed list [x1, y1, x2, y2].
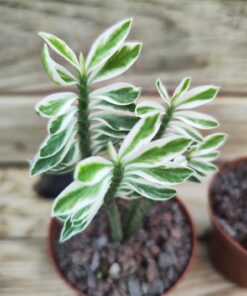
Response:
[175, 111, 219, 129]
[91, 124, 128, 139]
[39, 32, 80, 71]
[108, 141, 118, 162]
[188, 159, 218, 176]
[52, 176, 111, 217]
[126, 179, 176, 201]
[41, 44, 78, 86]
[126, 135, 192, 167]
[86, 18, 132, 72]
[36, 92, 77, 118]
[90, 100, 135, 115]
[135, 101, 165, 118]
[90, 83, 140, 105]
[175, 85, 219, 109]
[190, 133, 226, 157]
[90, 42, 142, 83]
[172, 77, 191, 102]
[39, 118, 76, 158]
[91, 112, 138, 131]
[126, 166, 193, 186]
[30, 131, 76, 176]
[48, 107, 77, 135]
[169, 121, 203, 143]
[74, 156, 113, 185]
[119, 114, 161, 160]
[155, 79, 170, 105]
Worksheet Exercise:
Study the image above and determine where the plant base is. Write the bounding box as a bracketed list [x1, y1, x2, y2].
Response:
[48, 198, 195, 295]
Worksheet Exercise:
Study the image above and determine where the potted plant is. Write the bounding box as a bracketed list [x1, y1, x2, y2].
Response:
[209, 158, 247, 287]
[31, 19, 226, 295]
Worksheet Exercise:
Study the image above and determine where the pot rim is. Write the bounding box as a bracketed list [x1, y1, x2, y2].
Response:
[208, 157, 247, 257]
[48, 196, 196, 296]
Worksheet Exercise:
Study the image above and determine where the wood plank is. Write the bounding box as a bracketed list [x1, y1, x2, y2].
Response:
[0, 167, 212, 239]
[0, 0, 247, 92]
[0, 238, 246, 296]
[0, 95, 246, 164]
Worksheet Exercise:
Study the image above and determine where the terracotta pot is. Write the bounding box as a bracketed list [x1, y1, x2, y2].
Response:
[48, 197, 196, 295]
[209, 158, 247, 287]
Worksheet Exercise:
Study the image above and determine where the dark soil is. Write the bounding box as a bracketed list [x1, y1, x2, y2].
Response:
[53, 199, 193, 296]
[210, 159, 247, 249]
[34, 172, 73, 198]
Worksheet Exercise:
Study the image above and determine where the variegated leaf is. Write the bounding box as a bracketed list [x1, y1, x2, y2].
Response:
[190, 133, 226, 156]
[41, 44, 78, 86]
[48, 107, 77, 135]
[175, 85, 219, 109]
[188, 159, 218, 175]
[74, 156, 113, 185]
[90, 83, 140, 105]
[86, 19, 132, 72]
[127, 179, 176, 200]
[36, 92, 77, 118]
[39, 118, 76, 158]
[175, 111, 219, 129]
[91, 100, 135, 114]
[155, 79, 170, 105]
[39, 32, 80, 71]
[108, 141, 118, 162]
[91, 124, 128, 139]
[172, 77, 191, 102]
[126, 136, 192, 167]
[52, 176, 111, 217]
[169, 121, 203, 142]
[91, 112, 138, 131]
[135, 101, 164, 118]
[90, 42, 142, 83]
[119, 114, 161, 160]
[30, 131, 76, 176]
[126, 166, 193, 186]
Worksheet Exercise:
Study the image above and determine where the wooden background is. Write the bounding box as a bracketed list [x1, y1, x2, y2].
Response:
[0, 0, 247, 295]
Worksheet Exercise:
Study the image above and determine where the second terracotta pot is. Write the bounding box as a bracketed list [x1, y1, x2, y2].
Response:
[209, 158, 247, 287]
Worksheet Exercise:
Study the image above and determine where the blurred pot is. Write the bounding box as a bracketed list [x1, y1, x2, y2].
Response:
[34, 172, 73, 199]
[209, 158, 247, 287]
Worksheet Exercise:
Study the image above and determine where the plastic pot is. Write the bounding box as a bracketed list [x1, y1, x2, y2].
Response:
[209, 158, 247, 287]
[48, 197, 196, 295]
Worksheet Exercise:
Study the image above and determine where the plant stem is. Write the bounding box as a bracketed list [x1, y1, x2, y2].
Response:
[125, 199, 153, 239]
[125, 105, 175, 239]
[77, 76, 92, 158]
[104, 163, 124, 242]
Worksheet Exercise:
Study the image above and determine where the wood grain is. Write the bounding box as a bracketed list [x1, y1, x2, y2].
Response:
[0, 168, 210, 238]
[0, 95, 246, 164]
[0, 0, 247, 92]
[0, 239, 246, 296]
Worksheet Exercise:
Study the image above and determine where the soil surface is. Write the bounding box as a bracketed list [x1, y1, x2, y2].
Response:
[210, 160, 247, 249]
[53, 199, 193, 296]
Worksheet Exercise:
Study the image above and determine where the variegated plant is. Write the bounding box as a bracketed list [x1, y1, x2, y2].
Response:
[30, 19, 142, 176]
[31, 17, 227, 243]
[125, 78, 227, 236]
[136, 77, 226, 179]
[52, 114, 195, 242]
